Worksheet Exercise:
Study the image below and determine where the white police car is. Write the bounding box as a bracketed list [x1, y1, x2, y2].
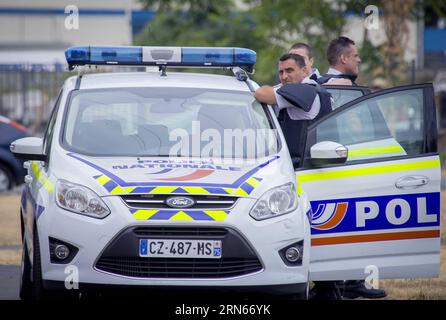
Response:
[11, 46, 311, 300]
[11, 46, 441, 301]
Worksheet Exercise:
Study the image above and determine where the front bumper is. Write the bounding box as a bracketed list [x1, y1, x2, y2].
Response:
[42, 280, 308, 296]
[38, 195, 310, 288]
[94, 226, 263, 279]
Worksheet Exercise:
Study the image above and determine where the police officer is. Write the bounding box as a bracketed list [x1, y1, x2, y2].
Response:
[254, 53, 332, 165]
[316, 36, 361, 86]
[288, 42, 321, 80]
[313, 36, 387, 300]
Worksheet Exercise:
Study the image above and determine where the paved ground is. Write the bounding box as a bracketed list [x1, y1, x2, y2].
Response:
[0, 265, 19, 300]
[0, 246, 20, 251]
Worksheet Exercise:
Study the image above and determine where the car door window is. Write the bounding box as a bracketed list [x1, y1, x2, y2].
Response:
[324, 86, 371, 109]
[326, 88, 363, 109]
[307, 88, 426, 163]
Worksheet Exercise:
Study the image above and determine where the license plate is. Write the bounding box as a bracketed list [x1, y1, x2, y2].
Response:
[139, 239, 222, 258]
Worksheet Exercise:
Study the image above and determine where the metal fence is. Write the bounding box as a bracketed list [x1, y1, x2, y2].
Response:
[0, 64, 143, 135]
[0, 64, 68, 135]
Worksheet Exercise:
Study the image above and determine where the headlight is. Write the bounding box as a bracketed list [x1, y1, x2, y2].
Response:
[249, 182, 298, 221]
[56, 179, 110, 219]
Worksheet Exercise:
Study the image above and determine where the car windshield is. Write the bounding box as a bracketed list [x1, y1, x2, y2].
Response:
[63, 87, 278, 158]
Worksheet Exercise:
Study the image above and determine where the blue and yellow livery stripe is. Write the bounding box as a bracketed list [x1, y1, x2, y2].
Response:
[93, 175, 263, 197]
[180, 186, 210, 195]
[297, 181, 303, 197]
[296, 159, 440, 183]
[94, 174, 136, 194]
[130, 209, 230, 221]
[295, 158, 440, 198]
[31, 161, 54, 193]
[70, 153, 278, 187]
[234, 177, 263, 197]
[150, 186, 179, 194]
[348, 145, 405, 158]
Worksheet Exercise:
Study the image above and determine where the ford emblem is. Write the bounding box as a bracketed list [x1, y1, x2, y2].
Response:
[166, 196, 195, 208]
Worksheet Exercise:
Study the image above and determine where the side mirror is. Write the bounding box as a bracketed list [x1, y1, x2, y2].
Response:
[10, 137, 46, 161]
[310, 141, 348, 166]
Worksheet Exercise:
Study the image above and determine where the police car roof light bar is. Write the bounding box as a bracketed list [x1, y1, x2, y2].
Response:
[65, 46, 256, 72]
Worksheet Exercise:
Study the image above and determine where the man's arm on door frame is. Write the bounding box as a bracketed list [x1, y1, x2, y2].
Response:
[254, 86, 277, 105]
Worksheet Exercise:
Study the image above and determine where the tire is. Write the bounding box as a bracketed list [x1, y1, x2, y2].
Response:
[295, 282, 309, 300]
[30, 225, 79, 301]
[19, 229, 32, 301]
[0, 162, 13, 192]
[30, 224, 50, 301]
[273, 282, 310, 301]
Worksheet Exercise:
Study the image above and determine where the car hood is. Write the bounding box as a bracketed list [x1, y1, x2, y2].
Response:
[59, 152, 287, 198]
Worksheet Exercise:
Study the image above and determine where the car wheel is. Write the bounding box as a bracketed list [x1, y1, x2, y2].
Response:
[0, 163, 13, 192]
[19, 230, 32, 301]
[30, 225, 52, 301]
[295, 282, 310, 300]
[272, 282, 310, 301]
[30, 225, 78, 301]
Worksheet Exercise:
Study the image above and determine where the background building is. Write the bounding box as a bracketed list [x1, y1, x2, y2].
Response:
[0, 1, 444, 133]
[0, 0, 154, 64]
[0, 0, 154, 133]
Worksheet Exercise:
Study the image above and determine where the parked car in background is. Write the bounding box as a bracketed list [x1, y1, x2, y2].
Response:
[0, 115, 28, 191]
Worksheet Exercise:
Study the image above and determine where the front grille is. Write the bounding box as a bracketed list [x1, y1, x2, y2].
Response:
[96, 257, 262, 279]
[120, 194, 238, 209]
[95, 226, 263, 279]
[133, 227, 228, 238]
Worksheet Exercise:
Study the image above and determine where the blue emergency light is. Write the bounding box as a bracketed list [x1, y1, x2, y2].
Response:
[65, 46, 256, 71]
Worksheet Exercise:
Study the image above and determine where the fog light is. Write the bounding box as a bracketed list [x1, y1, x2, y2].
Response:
[285, 247, 301, 262]
[54, 245, 70, 260]
[279, 240, 303, 266]
[49, 237, 78, 264]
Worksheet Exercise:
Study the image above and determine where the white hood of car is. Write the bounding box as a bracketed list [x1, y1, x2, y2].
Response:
[57, 152, 291, 198]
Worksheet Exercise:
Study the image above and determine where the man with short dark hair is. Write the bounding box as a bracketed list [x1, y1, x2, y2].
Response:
[288, 42, 320, 80]
[277, 53, 308, 87]
[317, 36, 361, 86]
[255, 53, 332, 164]
[255, 53, 311, 105]
[312, 36, 387, 301]
[255, 53, 324, 119]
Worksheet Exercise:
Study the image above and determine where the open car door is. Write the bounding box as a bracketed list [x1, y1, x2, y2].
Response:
[295, 83, 440, 280]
